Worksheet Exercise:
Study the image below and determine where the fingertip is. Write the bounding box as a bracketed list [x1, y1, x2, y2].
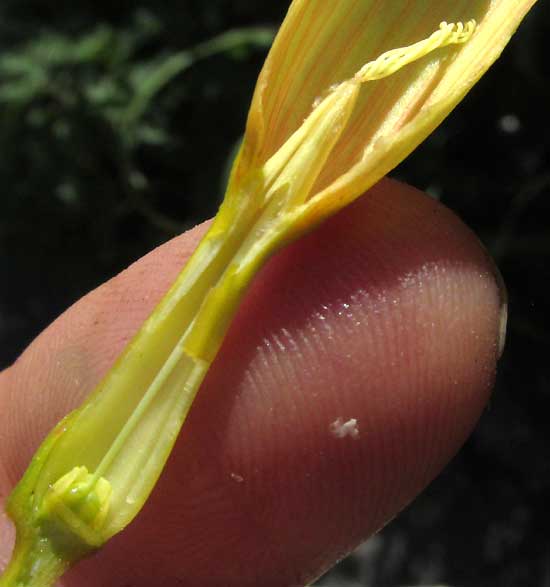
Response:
[1, 180, 504, 587]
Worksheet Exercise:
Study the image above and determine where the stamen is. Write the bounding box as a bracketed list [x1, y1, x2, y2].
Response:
[261, 20, 476, 209]
[355, 20, 477, 83]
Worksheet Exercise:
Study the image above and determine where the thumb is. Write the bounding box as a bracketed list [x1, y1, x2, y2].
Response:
[0, 179, 505, 586]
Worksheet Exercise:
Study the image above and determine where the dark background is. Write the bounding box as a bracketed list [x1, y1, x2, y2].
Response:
[1, 2, 548, 586]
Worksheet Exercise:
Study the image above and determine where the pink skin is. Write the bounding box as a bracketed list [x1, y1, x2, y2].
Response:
[0, 179, 504, 586]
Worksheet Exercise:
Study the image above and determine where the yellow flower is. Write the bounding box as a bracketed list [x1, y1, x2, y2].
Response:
[233, 0, 535, 229]
[0, 1, 536, 586]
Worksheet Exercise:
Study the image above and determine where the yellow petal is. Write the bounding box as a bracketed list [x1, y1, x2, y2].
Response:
[235, 0, 536, 225]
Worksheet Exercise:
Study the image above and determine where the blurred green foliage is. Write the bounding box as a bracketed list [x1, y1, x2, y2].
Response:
[0, 10, 273, 233]
[0, 3, 278, 359]
[1, 2, 549, 587]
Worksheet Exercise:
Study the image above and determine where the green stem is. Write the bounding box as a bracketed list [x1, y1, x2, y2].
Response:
[1, 182, 286, 586]
[0, 522, 82, 587]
